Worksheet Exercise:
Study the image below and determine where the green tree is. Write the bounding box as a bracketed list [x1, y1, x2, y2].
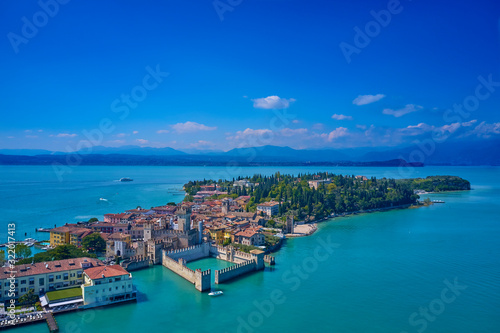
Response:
[82, 233, 106, 254]
[0, 250, 6, 267]
[15, 244, 32, 259]
[19, 289, 38, 305]
[88, 217, 98, 223]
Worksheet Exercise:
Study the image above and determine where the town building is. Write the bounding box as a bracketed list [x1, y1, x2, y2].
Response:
[0, 257, 103, 303]
[81, 265, 136, 308]
[49, 226, 93, 247]
[256, 201, 280, 217]
[308, 179, 331, 189]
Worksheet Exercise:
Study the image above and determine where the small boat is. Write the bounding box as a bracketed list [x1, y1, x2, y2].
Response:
[120, 177, 133, 182]
[99, 198, 108, 201]
[208, 291, 223, 296]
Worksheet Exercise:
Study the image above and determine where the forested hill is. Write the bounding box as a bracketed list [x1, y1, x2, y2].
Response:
[184, 173, 470, 220]
[399, 176, 471, 192]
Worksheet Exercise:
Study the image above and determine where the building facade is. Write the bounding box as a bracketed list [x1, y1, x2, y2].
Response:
[81, 265, 136, 308]
[0, 257, 102, 303]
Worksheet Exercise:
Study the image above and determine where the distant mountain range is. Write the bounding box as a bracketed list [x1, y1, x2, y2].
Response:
[1, 138, 499, 165]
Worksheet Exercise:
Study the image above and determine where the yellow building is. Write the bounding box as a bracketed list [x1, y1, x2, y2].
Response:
[50, 226, 93, 247]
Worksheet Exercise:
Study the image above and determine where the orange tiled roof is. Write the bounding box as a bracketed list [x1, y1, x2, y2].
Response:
[84, 264, 129, 280]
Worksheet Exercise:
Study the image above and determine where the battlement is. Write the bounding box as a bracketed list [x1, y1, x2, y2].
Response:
[214, 259, 259, 284]
[264, 255, 275, 265]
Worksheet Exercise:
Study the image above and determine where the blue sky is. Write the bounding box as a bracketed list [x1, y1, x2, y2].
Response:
[0, 0, 499, 152]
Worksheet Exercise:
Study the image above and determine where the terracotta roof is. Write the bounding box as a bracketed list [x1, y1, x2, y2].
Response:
[1, 257, 103, 278]
[257, 201, 280, 207]
[236, 229, 260, 238]
[84, 265, 130, 280]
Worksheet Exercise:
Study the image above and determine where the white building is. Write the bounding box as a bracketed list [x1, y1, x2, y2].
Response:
[81, 265, 136, 308]
[256, 201, 279, 217]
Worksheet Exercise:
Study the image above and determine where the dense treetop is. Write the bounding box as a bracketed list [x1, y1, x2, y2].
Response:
[184, 173, 470, 220]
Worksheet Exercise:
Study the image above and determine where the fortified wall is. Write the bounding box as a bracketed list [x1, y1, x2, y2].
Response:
[165, 243, 210, 262]
[121, 255, 151, 271]
[162, 243, 272, 292]
[162, 255, 211, 291]
[215, 260, 257, 284]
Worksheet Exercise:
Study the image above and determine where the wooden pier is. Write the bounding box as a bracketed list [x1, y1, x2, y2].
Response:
[46, 312, 59, 332]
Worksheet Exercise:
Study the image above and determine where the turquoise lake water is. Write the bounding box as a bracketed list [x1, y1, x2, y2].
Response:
[1, 165, 499, 332]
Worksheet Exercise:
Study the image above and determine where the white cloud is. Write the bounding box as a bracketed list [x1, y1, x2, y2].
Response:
[136, 139, 149, 145]
[461, 119, 477, 127]
[356, 124, 367, 130]
[331, 114, 353, 120]
[252, 96, 296, 109]
[326, 127, 349, 142]
[468, 121, 500, 138]
[116, 133, 127, 138]
[280, 128, 308, 137]
[383, 104, 423, 117]
[54, 133, 78, 138]
[7, 136, 14, 139]
[132, 131, 139, 135]
[157, 130, 170, 134]
[171, 121, 217, 133]
[190, 140, 216, 148]
[37, 129, 43, 132]
[312, 123, 324, 130]
[292, 119, 301, 124]
[24, 129, 32, 133]
[352, 94, 385, 106]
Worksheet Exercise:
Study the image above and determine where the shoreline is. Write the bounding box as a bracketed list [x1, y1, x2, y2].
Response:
[288, 203, 417, 238]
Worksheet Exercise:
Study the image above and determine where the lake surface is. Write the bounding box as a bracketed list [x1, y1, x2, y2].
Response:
[1, 165, 499, 332]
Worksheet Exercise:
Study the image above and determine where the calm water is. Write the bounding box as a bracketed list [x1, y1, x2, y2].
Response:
[1, 165, 499, 333]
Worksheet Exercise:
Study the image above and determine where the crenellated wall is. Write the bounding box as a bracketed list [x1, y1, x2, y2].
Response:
[162, 243, 273, 291]
[264, 255, 275, 265]
[164, 243, 210, 262]
[214, 260, 256, 284]
[121, 255, 151, 271]
[162, 254, 211, 291]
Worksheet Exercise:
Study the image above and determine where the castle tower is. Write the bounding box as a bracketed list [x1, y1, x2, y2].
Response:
[222, 200, 230, 215]
[176, 207, 191, 232]
[198, 220, 204, 244]
[144, 222, 152, 242]
[285, 215, 294, 234]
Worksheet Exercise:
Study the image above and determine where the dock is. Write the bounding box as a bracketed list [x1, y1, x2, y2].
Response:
[0, 312, 59, 332]
[46, 312, 59, 332]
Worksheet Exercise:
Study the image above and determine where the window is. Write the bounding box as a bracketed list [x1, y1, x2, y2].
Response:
[109, 288, 111, 291]
[63, 273, 69, 280]
[20, 280, 26, 285]
[56, 275, 61, 280]
[21, 288, 26, 293]
[48, 275, 54, 282]
[77, 271, 82, 278]
[114, 277, 121, 282]
[29, 278, 34, 286]
[39, 278, 44, 286]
